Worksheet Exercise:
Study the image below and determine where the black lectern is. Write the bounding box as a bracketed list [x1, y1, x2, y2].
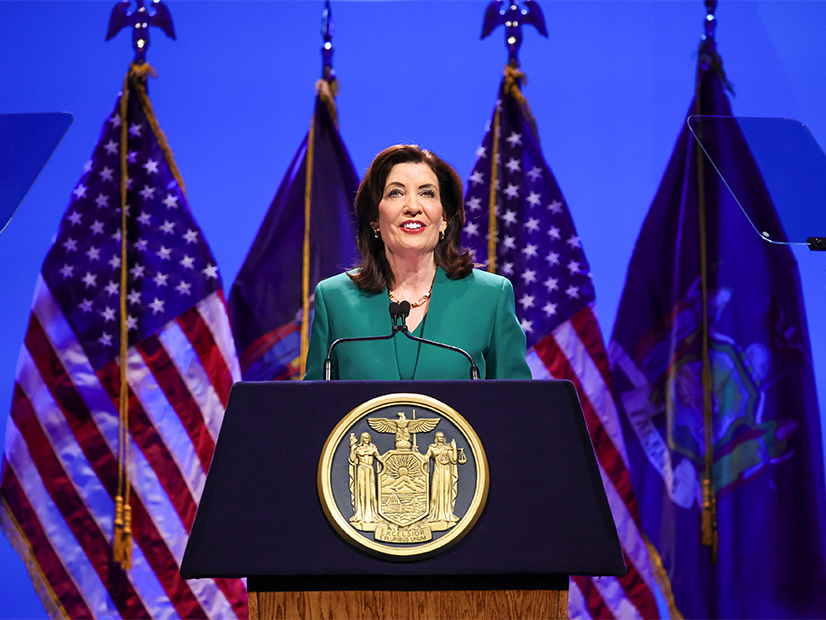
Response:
[181, 380, 625, 619]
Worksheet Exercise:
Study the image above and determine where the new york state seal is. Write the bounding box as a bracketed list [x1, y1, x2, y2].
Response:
[317, 394, 489, 558]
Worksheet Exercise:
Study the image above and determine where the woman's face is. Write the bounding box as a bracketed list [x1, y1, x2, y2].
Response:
[373, 162, 447, 261]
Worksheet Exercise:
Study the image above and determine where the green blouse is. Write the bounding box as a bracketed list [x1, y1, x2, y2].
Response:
[303, 267, 532, 381]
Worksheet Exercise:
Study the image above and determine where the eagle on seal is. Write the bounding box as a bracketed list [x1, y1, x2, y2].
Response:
[368, 412, 440, 449]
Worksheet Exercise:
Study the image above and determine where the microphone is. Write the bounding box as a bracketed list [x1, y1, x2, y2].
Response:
[396, 300, 481, 380]
[388, 301, 406, 333]
[323, 303, 404, 380]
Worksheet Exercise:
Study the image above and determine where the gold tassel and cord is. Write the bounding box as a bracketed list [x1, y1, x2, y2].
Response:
[487, 103, 501, 273]
[113, 66, 132, 570]
[487, 65, 540, 273]
[112, 62, 187, 570]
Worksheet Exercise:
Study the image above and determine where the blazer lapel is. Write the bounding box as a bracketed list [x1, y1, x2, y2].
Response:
[412, 267, 449, 380]
[368, 286, 402, 380]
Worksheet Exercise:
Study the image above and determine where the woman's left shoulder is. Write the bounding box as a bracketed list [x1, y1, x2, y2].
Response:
[463, 268, 514, 291]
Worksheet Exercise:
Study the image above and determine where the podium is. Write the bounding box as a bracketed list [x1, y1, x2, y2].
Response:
[181, 380, 626, 619]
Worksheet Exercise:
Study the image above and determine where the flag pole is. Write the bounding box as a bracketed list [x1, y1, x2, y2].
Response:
[299, 1, 339, 378]
[114, 67, 132, 570]
[695, 0, 720, 565]
[106, 0, 176, 570]
[480, 0, 548, 272]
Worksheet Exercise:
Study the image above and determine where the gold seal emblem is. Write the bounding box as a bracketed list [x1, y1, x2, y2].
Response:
[317, 393, 489, 558]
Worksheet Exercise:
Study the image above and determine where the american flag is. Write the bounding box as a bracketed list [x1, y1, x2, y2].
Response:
[461, 67, 665, 619]
[0, 65, 247, 618]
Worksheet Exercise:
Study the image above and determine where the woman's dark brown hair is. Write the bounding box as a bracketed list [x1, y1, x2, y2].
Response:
[349, 144, 474, 293]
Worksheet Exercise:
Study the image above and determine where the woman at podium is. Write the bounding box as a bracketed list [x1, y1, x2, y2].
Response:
[303, 144, 531, 381]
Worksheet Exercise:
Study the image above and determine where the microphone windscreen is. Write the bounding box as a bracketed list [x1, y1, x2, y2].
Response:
[389, 301, 400, 319]
[399, 301, 411, 318]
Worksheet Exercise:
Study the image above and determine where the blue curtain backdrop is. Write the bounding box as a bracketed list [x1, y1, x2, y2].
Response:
[2, 2, 825, 617]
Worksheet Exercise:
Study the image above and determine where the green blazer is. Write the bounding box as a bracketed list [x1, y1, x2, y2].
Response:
[304, 267, 532, 381]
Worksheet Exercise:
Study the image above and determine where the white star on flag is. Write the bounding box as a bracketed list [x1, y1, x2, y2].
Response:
[81, 272, 97, 288]
[505, 131, 522, 147]
[130, 264, 146, 279]
[465, 196, 482, 212]
[202, 263, 219, 279]
[149, 297, 165, 315]
[503, 184, 520, 199]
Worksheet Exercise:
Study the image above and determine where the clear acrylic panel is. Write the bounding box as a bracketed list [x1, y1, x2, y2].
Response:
[687, 115, 826, 249]
[0, 112, 73, 234]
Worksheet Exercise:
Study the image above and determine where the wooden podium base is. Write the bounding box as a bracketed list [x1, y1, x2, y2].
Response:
[248, 589, 568, 620]
[247, 576, 569, 620]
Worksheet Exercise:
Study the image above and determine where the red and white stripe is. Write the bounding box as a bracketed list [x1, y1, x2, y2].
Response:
[528, 304, 663, 620]
[0, 277, 247, 619]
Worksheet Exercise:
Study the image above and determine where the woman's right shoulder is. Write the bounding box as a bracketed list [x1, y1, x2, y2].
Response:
[315, 271, 362, 296]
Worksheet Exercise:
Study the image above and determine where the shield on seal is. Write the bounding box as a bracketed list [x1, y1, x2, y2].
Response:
[377, 449, 429, 527]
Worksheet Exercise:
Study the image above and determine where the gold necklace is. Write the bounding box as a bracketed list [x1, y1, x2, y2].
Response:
[389, 275, 435, 308]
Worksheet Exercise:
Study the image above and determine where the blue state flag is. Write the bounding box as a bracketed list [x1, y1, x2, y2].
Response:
[608, 31, 826, 619]
[229, 81, 358, 380]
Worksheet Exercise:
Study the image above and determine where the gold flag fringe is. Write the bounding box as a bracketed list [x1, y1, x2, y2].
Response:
[1, 499, 71, 620]
[645, 536, 684, 619]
